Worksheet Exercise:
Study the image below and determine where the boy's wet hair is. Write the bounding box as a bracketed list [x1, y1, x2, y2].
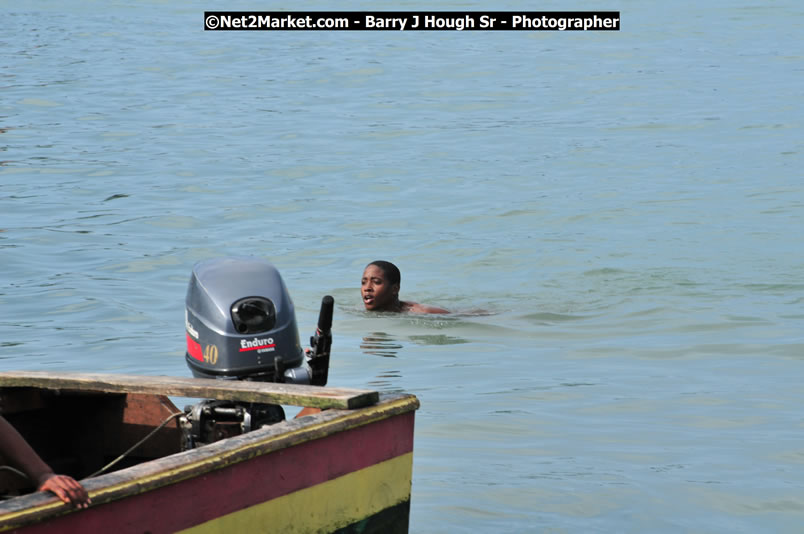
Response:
[368, 260, 401, 286]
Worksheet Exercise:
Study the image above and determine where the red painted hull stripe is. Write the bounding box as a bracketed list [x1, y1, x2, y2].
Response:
[17, 411, 414, 534]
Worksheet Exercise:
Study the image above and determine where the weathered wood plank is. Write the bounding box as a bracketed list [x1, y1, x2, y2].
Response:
[0, 371, 378, 410]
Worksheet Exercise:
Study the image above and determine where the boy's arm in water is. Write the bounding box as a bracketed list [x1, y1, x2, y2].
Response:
[401, 301, 450, 314]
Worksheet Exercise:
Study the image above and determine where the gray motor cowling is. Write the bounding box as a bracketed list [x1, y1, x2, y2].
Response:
[181, 257, 333, 449]
[184, 257, 327, 383]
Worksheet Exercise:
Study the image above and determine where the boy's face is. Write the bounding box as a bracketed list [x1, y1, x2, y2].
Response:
[361, 265, 399, 311]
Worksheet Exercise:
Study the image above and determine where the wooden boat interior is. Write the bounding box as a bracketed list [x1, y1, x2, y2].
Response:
[0, 371, 381, 498]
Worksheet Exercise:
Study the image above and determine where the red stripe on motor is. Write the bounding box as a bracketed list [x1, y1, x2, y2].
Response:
[239, 344, 276, 352]
[187, 333, 203, 361]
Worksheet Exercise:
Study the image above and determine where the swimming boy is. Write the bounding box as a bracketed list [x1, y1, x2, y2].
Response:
[361, 261, 449, 314]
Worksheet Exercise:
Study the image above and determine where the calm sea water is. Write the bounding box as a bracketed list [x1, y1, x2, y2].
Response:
[2, 1, 803, 532]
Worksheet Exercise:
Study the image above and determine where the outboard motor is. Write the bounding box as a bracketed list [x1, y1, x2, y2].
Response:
[180, 257, 333, 449]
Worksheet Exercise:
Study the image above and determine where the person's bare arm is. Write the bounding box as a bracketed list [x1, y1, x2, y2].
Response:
[0, 415, 90, 508]
[403, 302, 450, 314]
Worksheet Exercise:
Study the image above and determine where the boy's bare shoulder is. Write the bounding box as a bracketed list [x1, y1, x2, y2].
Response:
[402, 301, 450, 314]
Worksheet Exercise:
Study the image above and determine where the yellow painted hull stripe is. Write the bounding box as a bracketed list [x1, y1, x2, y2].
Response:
[179, 452, 413, 534]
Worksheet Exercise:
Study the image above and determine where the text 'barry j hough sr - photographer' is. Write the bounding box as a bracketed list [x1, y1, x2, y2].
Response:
[203, 11, 621, 31]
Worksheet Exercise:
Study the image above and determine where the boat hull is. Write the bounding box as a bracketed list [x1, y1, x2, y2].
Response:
[0, 372, 418, 533]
